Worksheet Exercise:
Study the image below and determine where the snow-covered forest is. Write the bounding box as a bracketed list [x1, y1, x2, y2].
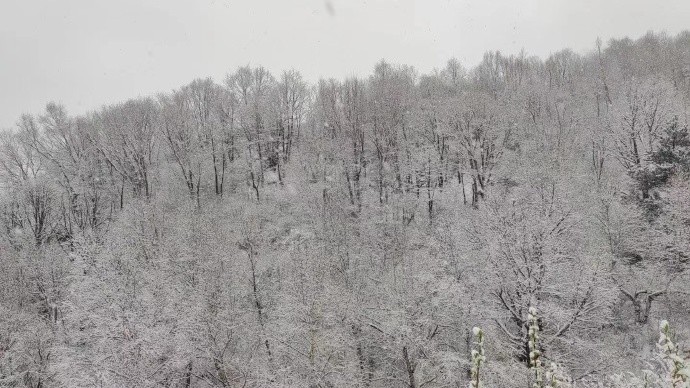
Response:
[1, 31, 690, 387]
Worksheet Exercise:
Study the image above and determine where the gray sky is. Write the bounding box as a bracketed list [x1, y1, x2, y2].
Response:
[1, 0, 689, 129]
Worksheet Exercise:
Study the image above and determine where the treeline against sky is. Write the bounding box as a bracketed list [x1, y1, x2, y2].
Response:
[1, 31, 690, 387]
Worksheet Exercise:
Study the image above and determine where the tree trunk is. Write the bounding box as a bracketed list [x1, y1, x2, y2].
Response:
[402, 346, 417, 388]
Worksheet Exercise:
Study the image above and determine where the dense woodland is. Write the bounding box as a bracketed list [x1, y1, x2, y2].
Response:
[1, 31, 690, 387]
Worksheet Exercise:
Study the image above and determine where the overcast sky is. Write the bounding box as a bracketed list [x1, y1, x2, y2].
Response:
[1, 0, 689, 129]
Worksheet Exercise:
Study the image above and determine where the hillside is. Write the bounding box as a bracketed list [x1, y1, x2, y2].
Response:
[1, 31, 690, 387]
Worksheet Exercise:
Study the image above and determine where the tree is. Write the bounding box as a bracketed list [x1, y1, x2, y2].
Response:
[476, 182, 615, 377]
[611, 77, 679, 203]
[92, 98, 159, 201]
[275, 69, 308, 184]
[226, 66, 279, 201]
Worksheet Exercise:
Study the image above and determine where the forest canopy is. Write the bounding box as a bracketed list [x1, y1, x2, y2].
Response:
[1, 31, 690, 387]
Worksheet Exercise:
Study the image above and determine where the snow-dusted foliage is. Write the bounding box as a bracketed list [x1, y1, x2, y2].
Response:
[1, 31, 690, 387]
